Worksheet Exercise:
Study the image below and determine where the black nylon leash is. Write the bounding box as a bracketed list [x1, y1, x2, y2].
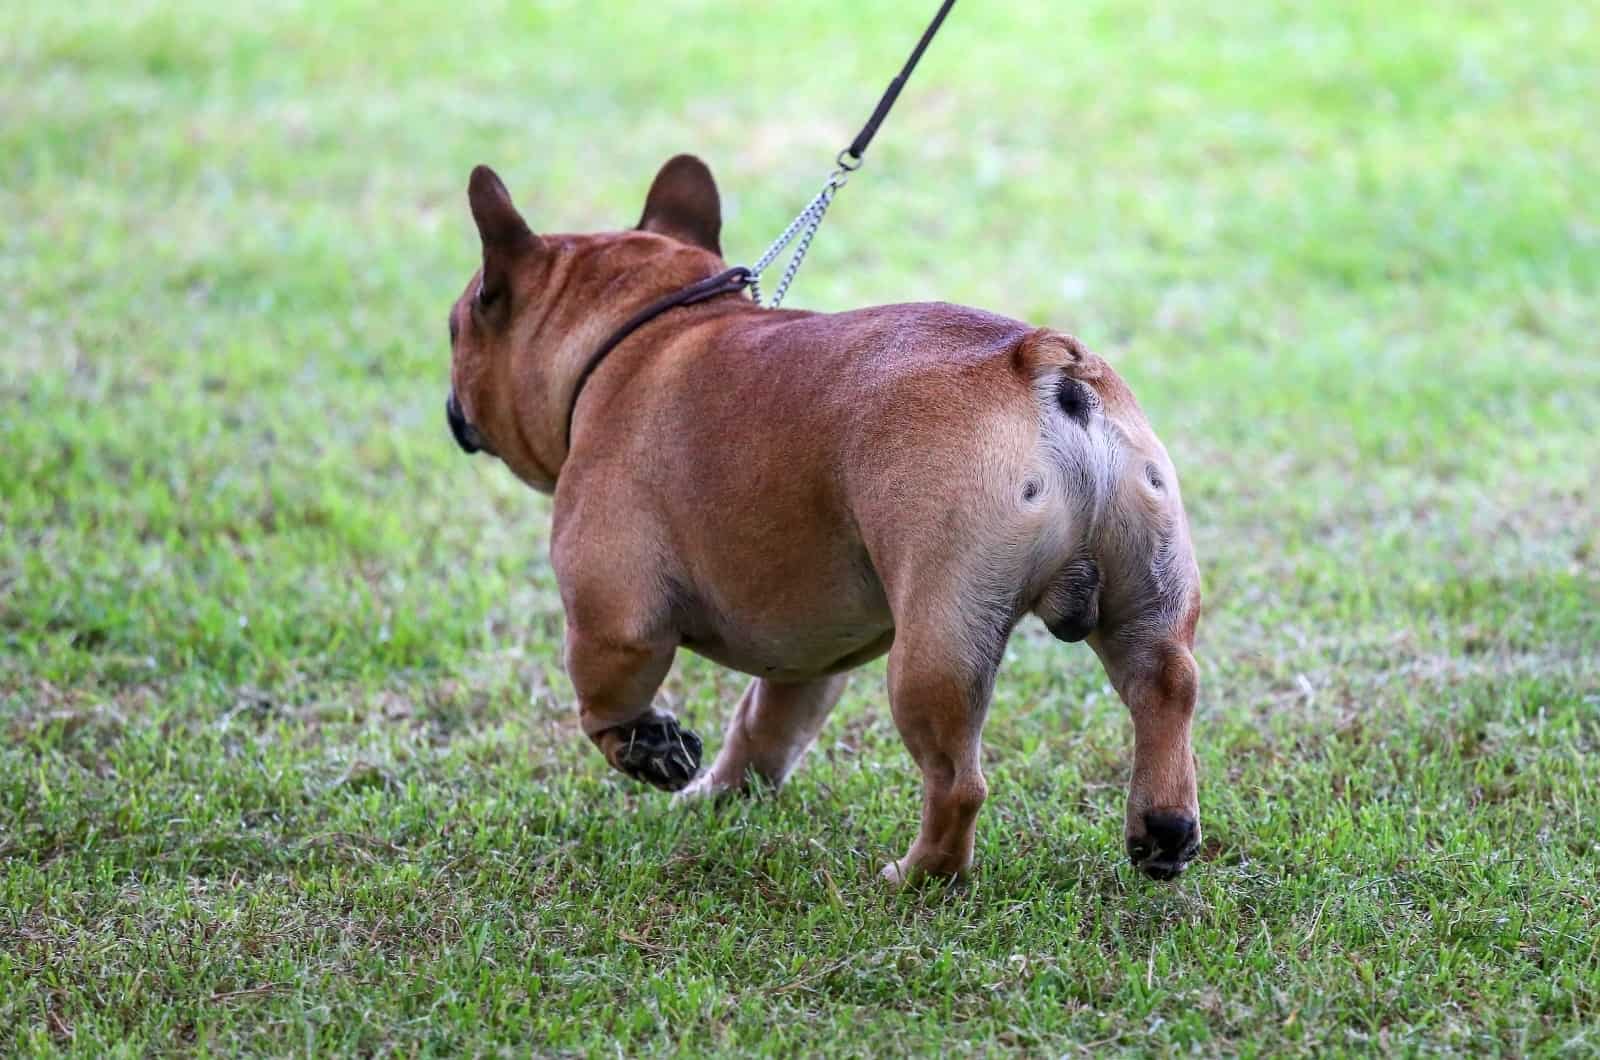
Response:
[844, 0, 958, 166]
[565, 1, 956, 449]
[745, 0, 957, 307]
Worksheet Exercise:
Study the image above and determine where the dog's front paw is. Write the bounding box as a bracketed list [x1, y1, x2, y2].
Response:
[674, 769, 738, 802]
[880, 857, 964, 889]
[598, 714, 703, 792]
[880, 859, 913, 888]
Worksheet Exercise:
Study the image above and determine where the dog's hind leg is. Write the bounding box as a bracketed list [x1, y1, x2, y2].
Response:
[1091, 629, 1202, 880]
[677, 674, 848, 799]
[879, 606, 1004, 884]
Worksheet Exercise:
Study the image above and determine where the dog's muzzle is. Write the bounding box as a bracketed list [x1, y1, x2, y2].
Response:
[446, 391, 488, 455]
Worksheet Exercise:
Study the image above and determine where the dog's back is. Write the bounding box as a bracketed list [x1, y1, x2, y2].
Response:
[579, 301, 1193, 675]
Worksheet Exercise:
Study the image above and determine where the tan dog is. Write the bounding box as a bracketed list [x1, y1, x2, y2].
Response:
[446, 155, 1203, 882]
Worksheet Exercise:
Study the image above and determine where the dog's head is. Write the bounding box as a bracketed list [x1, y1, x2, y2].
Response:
[445, 155, 727, 491]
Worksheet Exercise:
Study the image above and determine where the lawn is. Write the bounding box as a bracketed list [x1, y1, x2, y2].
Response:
[2, 0, 1597, 1054]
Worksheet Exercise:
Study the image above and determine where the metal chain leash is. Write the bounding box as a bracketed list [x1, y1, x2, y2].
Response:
[737, 0, 955, 308]
[746, 153, 859, 309]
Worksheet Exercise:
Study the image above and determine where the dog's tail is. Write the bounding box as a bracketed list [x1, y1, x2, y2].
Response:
[1013, 325, 1118, 443]
[1012, 326, 1102, 382]
[1013, 328, 1114, 643]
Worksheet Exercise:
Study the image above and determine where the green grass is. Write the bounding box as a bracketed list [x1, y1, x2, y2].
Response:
[3, 0, 1598, 1053]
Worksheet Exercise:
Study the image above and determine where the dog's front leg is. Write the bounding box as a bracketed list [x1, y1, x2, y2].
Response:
[565, 624, 701, 792]
[678, 674, 849, 799]
[1092, 635, 1201, 879]
[880, 632, 997, 884]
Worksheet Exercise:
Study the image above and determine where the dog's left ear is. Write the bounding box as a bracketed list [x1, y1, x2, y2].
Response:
[637, 154, 722, 256]
[468, 165, 541, 305]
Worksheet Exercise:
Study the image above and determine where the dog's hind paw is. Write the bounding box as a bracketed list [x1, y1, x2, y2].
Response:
[600, 714, 703, 792]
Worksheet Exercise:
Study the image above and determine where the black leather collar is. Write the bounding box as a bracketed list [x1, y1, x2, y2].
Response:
[563, 266, 752, 450]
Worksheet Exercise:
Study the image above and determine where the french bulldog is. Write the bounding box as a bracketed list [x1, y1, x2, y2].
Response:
[446, 155, 1203, 882]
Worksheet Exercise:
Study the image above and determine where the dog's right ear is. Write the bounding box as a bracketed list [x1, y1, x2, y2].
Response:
[637, 154, 723, 256]
[468, 165, 541, 305]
